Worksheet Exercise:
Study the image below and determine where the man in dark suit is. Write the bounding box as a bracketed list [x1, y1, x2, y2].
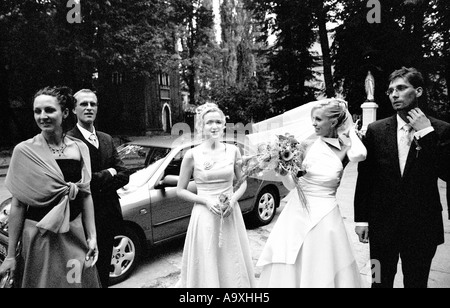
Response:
[354, 67, 450, 288]
[68, 89, 130, 288]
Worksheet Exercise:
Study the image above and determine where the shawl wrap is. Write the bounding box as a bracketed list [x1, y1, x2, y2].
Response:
[5, 134, 92, 234]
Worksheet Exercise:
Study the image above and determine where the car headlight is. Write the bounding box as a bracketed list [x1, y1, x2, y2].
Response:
[0, 198, 12, 234]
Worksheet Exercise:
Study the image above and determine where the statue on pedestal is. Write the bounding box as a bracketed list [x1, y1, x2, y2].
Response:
[365, 71, 375, 102]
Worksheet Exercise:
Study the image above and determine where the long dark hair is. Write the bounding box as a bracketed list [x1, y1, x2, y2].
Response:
[33, 86, 76, 133]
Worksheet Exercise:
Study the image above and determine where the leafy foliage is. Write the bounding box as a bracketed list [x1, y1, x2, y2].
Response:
[1, 0, 450, 146]
[332, 0, 449, 120]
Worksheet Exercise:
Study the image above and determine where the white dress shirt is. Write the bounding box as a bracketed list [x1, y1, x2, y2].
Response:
[396, 115, 435, 144]
[76, 124, 117, 177]
[77, 124, 99, 148]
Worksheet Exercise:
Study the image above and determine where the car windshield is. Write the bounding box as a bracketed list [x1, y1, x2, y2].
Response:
[118, 144, 172, 173]
[117, 145, 172, 195]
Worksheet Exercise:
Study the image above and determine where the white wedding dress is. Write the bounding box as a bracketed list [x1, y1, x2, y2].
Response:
[176, 144, 256, 288]
[257, 137, 362, 288]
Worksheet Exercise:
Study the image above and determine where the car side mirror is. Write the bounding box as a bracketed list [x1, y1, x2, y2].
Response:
[155, 175, 179, 189]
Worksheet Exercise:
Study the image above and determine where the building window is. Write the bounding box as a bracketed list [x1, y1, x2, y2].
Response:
[159, 73, 170, 87]
[112, 71, 123, 85]
[160, 89, 171, 100]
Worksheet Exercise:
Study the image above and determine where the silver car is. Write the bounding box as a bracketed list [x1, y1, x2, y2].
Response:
[0, 135, 288, 286]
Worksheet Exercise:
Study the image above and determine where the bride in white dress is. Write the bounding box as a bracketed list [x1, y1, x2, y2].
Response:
[257, 99, 367, 288]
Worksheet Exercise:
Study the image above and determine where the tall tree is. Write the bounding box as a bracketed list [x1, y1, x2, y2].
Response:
[434, 0, 450, 103]
[0, 0, 179, 144]
[220, 0, 257, 89]
[333, 0, 449, 120]
[172, 0, 219, 105]
[209, 0, 275, 124]
[246, 0, 318, 112]
[312, 0, 335, 98]
[421, 0, 450, 120]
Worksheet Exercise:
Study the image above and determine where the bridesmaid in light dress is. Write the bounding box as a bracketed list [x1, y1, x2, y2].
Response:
[175, 103, 256, 288]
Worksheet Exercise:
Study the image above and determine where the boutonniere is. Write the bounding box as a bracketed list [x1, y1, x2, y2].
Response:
[414, 138, 422, 158]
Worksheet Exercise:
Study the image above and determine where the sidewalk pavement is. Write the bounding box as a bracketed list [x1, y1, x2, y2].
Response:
[337, 162, 450, 288]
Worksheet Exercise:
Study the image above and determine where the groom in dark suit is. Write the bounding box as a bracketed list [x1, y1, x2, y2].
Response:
[354, 67, 450, 288]
[68, 89, 130, 288]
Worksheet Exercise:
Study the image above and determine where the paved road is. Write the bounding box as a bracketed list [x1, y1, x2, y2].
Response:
[1, 163, 449, 288]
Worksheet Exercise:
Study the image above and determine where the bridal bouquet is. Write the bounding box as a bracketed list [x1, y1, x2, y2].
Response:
[235, 133, 309, 211]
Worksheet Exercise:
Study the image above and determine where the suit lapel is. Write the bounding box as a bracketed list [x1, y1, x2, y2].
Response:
[385, 116, 403, 179]
[71, 126, 100, 153]
[402, 138, 418, 178]
[97, 133, 108, 153]
[95, 133, 109, 167]
[71, 126, 84, 141]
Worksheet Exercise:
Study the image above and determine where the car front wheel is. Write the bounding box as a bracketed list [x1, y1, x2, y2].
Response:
[109, 225, 142, 286]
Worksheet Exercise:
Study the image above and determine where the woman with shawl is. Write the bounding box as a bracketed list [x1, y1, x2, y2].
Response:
[0, 87, 100, 288]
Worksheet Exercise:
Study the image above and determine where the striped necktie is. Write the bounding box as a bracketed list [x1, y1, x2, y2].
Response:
[88, 133, 99, 149]
[399, 124, 413, 175]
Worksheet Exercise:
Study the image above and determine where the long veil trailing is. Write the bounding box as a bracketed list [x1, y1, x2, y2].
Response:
[245, 98, 354, 183]
[243, 101, 318, 185]
[247, 101, 317, 152]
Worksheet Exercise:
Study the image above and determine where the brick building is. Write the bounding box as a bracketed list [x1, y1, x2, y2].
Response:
[98, 69, 185, 136]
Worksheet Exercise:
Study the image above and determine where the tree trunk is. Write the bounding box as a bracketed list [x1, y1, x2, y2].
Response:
[404, 0, 426, 69]
[315, 1, 334, 98]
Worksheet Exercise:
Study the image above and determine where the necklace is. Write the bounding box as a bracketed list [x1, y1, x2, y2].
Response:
[48, 142, 67, 157]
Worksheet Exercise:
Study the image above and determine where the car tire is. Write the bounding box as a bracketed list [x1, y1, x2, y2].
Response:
[109, 225, 143, 286]
[247, 186, 279, 228]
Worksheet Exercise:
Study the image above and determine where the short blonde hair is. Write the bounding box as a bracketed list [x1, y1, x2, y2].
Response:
[311, 98, 349, 129]
[73, 89, 98, 105]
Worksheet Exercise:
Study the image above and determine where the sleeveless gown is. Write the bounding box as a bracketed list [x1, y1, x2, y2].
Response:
[19, 159, 101, 288]
[257, 138, 362, 288]
[176, 145, 256, 288]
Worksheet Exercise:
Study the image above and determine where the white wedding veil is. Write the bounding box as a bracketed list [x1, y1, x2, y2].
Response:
[247, 101, 316, 151]
[245, 98, 354, 181]
[247, 98, 353, 153]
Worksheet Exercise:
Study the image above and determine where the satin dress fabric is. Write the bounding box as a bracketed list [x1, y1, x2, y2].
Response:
[176, 145, 256, 288]
[19, 160, 101, 288]
[257, 138, 362, 288]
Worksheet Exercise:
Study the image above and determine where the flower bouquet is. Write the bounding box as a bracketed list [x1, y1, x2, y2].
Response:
[235, 133, 309, 212]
